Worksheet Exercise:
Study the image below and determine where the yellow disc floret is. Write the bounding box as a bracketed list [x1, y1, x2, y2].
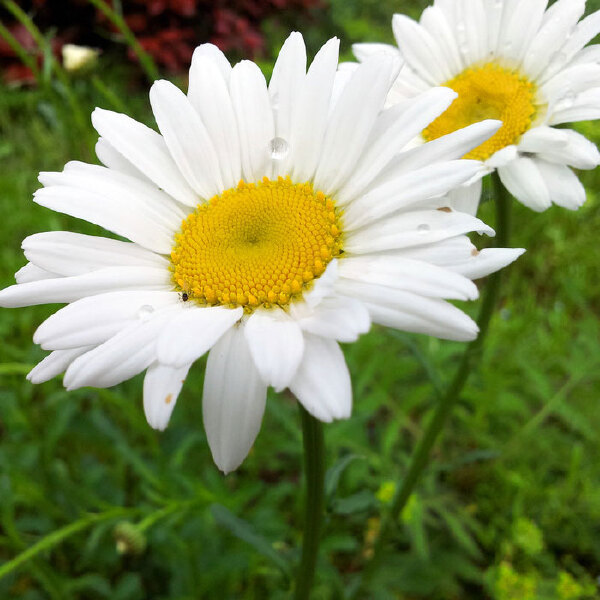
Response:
[423, 63, 538, 161]
[170, 177, 343, 310]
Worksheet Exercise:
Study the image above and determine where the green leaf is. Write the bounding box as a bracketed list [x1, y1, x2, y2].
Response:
[210, 504, 291, 578]
[330, 490, 376, 515]
[325, 454, 365, 500]
[436, 509, 482, 559]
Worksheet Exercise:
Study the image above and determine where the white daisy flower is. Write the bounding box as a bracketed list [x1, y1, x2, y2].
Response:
[0, 33, 523, 473]
[354, 0, 600, 212]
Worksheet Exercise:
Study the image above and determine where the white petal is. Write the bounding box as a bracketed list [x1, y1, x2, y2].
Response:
[544, 9, 600, 82]
[419, 6, 464, 75]
[269, 32, 307, 144]
[15, 263, 56, 284]
[288, 37, 339, 182]
[534, 161, 586, 210]
[63, 305, 180, 390]
[191, 43, 232, 82]
[352, 42, 401, 63]
[446, 179, 482, 216]
[95, 138, 147, 181]
[230, 61, 275, 182]
[447, 247, 525, 280]
[498, 157, 551, 211]
[290, 296, 370, 343]
[27, 346, 94, 384]
[343, 159, 483, 230]
[455, 0, 488, 65]
[339, 255, 478, 301]
[244, 307, 304, 391]
[312, 55, 395, 194]
[329, 65, 356, 113]
[569, 43, 600, 69]
[187, 55, 242, 189]
[365, 300, 477, 341]
[22, 231, 167, 276]
[548, 88, 600, 124]
[143, 362, 190, 431]
[482, 0, 505, 57]
[336, 278, 478, 342]
[523, 0, 585, 79]
[203, 326, 267, 474]
[157, 305, 242, 368]
[34, 184, 176, 255]
[542, 65, 600, 106]
[91, 108, 198, 207]
[523, 128, 600, 169]
[289, 334, 351, 423]
[34, 290, 179, 350]
[518, 126, 570, 154]
[392, 234, 473, 264]
[302, 259, 338, 308]
[345, 208, 492, 254]
[338, 87, 461, 202]
[486, 145, 518, 168]
[369, 119, 498, 185]
[0, 266, 171, 308]
[41, 161, 186, 231]
[150, 80, 223, 199]
[392, 14, 452, 84]
[495, 0, 548, 63]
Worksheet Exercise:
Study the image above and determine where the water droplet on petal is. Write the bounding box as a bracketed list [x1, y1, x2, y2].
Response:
[269, 137, 289, 160]
[137, 305, 155, 321]
[417, 223, 431, 234]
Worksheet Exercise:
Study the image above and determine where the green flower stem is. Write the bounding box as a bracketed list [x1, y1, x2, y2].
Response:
[294, 405, 326, 600]
[354, 173, 512, 595]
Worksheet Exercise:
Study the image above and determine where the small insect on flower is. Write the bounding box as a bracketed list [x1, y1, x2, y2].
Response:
[0, 32, 525, 474]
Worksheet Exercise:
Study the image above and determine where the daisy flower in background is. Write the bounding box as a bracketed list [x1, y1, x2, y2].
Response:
[354, 0, 600, 212]
[0, 32, 523, 473]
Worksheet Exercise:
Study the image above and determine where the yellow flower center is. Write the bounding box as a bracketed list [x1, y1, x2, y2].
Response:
[170, 177, 343, 310]
[423, 63, 538, 161]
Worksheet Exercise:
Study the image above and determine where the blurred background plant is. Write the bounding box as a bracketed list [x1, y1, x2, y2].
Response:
[0, 0, 599, 599]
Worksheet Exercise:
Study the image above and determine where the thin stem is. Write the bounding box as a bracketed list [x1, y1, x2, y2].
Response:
[354, 173, 512, 595]
[294, 405, 326, 600]
[0, 21, 41, 82]
[0, 507, 139, 581]
[87, 0, 160, 82]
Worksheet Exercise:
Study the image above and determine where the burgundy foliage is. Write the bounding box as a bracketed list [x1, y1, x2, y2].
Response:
[1, 0, 320, 84]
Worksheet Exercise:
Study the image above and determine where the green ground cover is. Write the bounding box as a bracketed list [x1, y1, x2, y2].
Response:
[0, 1, 599, 598]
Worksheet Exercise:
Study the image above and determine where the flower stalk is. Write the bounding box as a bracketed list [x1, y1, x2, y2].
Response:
[354, 172, 512, 595]
[294, 405, 326, 600]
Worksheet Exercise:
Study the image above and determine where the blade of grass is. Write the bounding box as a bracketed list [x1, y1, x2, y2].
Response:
[0, 21, 40, 82]
[0, 507, 140, 581]
[87, 0, 159, 82]
[2, 0, 91, 148]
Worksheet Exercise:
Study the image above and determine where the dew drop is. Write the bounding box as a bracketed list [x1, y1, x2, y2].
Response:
[137, 305, 155, 321]
[269, 137, 289, 160]
[417, 223, 431, 234]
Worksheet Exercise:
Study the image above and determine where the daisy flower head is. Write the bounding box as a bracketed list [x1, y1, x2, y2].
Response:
[354, 0, 600, 212]
[0, 33, 523, 473]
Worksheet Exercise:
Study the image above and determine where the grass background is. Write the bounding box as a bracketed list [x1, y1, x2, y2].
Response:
[0, 1, 599, 598]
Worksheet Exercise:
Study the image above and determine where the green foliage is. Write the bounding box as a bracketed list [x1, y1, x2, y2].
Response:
[1, 1, 600, 599]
